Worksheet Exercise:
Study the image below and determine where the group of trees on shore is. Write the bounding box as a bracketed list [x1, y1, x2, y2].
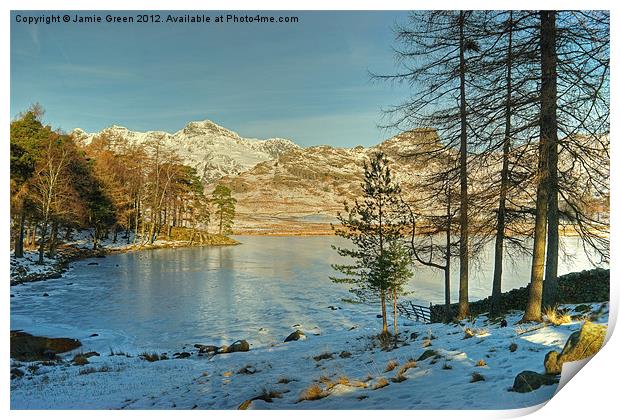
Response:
[334, 10, 609, 334]
[10, 107, 236, 264]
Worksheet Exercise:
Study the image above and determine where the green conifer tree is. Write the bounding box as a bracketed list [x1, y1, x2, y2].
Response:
[331, 152, 412, 337]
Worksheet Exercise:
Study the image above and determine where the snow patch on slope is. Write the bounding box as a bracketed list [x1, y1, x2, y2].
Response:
[72, 120, 300, 183]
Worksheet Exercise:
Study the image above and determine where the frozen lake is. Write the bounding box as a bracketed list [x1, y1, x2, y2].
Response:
[10, 235, 603, 352]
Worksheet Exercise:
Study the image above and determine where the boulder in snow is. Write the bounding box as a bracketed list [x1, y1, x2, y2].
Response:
[512, 371, 559, 393]
[544, 321, 606, 375]
[194, 344, 219, 354]
[284, 330, 306, 342]
[10, 331, 81, 361]
[227, 340, 250, 353]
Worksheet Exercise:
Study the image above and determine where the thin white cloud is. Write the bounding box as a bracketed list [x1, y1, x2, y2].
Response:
[48, 63, 135, 79]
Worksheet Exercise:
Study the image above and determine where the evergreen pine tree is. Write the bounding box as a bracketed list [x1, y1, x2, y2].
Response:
[211, 184, 236, 235]
[331, 152, 412, 337]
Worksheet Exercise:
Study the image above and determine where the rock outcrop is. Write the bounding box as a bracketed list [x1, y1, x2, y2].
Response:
[512, 371, 559, 393]
[10, 331, 81, 361]
[284, 330, 306, 342]
[544, 321, 607, 375]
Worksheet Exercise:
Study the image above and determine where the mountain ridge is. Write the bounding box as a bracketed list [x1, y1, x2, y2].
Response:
[71, 119, 300, 183]
[72, 121, 448, 233]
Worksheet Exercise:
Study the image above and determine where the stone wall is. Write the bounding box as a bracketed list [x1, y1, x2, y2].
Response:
[430, 268, 609, 323]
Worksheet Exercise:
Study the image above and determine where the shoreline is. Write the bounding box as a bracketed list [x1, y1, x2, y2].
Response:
[10, 228, 605, 286]
[9, 235, 240, 287]
[231, 225, 605, 238]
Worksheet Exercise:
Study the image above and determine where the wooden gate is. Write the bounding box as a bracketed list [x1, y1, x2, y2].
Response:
[396, 301, 432, 323]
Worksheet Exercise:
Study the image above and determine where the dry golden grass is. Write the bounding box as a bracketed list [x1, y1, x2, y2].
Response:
[544, 306, 572, 326]
[463, 326, 489, 339]
[337, 376, 350, 386]
[372, 377, 390, 390]
[319, 375, 332, 385]
[390, 373, 407, 383]
[139, 352, 167, 362]
[318, 375, 368, 392]
[463, 328, 475, 339]
[298, 384, 327, 402]
[238, 400, 252, 410]
[346, 378, 369, 388]
[385, 359, 399, 372]
[72, 354, 89, 366]
[398, 359, 417, 376]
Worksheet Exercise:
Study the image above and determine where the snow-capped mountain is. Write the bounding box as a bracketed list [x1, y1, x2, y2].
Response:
[73, 121, 608, 235]
[72, 120, 300, 183]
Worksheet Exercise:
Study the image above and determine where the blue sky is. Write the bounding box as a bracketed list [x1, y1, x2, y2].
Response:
[11, 11, 412, 147]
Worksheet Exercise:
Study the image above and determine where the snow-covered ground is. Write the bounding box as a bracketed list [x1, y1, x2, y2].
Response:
[10, 303, 608, 410]
[9, 251, 61, 281]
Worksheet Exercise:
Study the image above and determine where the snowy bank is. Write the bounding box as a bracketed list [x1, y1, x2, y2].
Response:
[10, 302, 608, 410]
[10, 230, 239, 285]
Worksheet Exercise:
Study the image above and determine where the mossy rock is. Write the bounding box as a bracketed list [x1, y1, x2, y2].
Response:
[10, 331, 81, 361]
[284, 330, 306, 342]
[512, 371, 559, 393]
[417, 349, 439, 361]
[226, 340, 250, 353]
[544, 321, 607, 375]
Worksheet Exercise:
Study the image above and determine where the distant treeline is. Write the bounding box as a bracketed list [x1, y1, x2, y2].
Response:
[10, 106, 236, 264]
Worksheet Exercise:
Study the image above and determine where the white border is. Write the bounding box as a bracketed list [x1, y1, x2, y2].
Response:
[3, 1, 617, 419]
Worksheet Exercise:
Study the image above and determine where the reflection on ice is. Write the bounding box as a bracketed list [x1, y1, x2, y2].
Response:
[10, 235, 602, 352]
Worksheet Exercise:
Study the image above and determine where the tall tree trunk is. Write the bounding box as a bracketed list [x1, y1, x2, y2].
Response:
[189, 225, 195, 246]
[457, 11, 469, 319]
[392, 289, 398, 336]
[37, 222, 47, 264]
[542, 12, 559, 308]
[93, 227, 99, 250]
[522, 11, 555, 323]
[491, 12, 514, 318]
[149, 209, 157, 244]
[380, 290, 388, 336]
[25, 224, 31, 248]
[14, 205, 26, 258]
[47, 221, 58, 257]
[134, 198, 140, 245]
[140, 221, 147, 245]
[30, 223, 38, 248]
[444, 187, 452, 322]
